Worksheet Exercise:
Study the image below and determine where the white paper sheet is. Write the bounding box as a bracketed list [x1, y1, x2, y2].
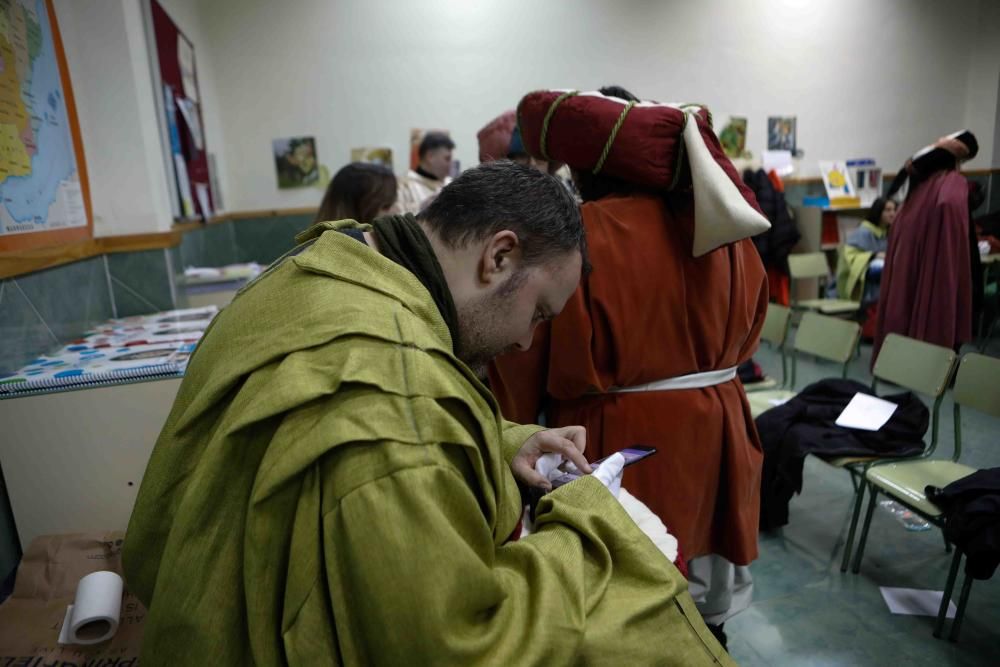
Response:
[176, 98, 204, 151]
[763, 150, 794, 177]
[195, 182, 212, 219]
[880, 586, 956, 618]
[177, 34, 198, 103]
[173, 155, 194, 217]
[835, 392, 897, 431]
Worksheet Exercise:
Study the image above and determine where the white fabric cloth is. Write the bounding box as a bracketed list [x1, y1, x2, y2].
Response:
[618, 488, 679, 563]
[396, 169, 450, 214]
[681, 110, 771, 256]
[524, 453, 678, 564]
[608, 365, 738, 394]
[591, 453, 624, 498]
[686, 554, 753, 625]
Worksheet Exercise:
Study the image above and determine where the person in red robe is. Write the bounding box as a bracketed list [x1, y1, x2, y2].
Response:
[873, 130, 979, 363]
[489, 87, 769, 646]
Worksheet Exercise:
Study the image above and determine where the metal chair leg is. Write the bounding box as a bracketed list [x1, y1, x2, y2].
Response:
[948, 570, 974, 642]
[852, 485, 879, 574]
[841, 478, 866, 573]
[935, 547, 962, 638]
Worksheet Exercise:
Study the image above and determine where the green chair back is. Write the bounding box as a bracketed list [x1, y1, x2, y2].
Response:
[872, 334, 956, 397]
[760, 303, 792, 346]
[788, 252, 830, 280]
[793, 312, 860, 363]
[953, 353, 1000, 418]
[873, 333, 957, 457]
[759, 303, 792, 387]
[787, 312, 860, 388]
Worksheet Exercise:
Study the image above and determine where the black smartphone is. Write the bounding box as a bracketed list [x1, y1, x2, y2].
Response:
[549, 445, 658, 489]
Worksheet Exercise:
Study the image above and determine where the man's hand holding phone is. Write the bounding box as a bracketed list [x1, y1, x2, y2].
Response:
[511, 426, 591, 492]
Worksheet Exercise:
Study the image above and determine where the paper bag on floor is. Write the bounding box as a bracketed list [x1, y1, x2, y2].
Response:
[0, 532, 145, 664]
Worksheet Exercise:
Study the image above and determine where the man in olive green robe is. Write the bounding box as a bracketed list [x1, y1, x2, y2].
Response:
[124, 162, 732, 665]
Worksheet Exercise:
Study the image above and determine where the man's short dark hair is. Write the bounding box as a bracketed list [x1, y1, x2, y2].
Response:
[419, 161, 589, 271]
[599, 85, 640, 102]
[419, 132, 456, 157]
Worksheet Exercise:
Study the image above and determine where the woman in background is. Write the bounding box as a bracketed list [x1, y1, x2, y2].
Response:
[316, 162, 397, 223]
[836, 197, 897, 332]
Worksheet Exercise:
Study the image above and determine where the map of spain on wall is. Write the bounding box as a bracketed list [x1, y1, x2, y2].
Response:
[0, 0, 90, 249]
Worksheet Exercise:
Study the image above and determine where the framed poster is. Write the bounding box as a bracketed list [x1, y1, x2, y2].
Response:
[0, 0, 93, 252]
[767, 116, 797, 152]
[273, 136, 319, 189]
[150, 0, 214, 220]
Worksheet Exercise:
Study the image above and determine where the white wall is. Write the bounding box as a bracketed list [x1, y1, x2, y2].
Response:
[185, 0, 999, 212]
[52, 0, 1000, 221]
[54, 0, 174, 236]
[965, 0, 1000, 169]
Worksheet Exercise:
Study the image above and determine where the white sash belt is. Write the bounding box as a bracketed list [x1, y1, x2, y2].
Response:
[608, 366, 738, 394]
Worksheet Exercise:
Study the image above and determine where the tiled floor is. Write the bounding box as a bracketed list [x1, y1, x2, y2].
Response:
[726, 337, 1000, 666]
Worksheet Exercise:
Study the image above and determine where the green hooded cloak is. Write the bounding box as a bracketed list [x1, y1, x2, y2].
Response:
[124, 221, 731, 665]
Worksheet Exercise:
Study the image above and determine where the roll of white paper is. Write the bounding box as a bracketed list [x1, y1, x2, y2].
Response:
[58, 571, 123, 645]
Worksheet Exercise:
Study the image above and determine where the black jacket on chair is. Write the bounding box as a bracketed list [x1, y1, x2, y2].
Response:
[756, 378, 928, 531]
[927, 468, 1000, 579]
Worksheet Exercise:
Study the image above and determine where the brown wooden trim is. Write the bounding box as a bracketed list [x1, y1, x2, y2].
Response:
[171, 220, 205, 233]
[0, 239, 99, 279]
[98, 231, 183, 253]
[0, 230, 183, 279]
[182, 206, 317, 226]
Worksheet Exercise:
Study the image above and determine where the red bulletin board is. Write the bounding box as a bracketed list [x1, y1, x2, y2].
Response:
[150, 0, 213, 219]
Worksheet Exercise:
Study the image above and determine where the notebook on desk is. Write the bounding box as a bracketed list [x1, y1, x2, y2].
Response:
[0, 306, 217, 398]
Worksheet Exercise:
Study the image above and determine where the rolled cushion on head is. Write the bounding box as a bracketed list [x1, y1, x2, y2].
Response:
[477, 110, 518, 163]
[935, 130, 978, 162]
[517, 90, 770, 256]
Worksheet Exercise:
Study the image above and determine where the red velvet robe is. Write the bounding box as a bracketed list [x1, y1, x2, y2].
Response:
[873, 170, 972, 362]
[490, 192, 768, 565]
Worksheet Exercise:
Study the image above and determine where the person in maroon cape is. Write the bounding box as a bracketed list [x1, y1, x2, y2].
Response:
[873, 130, 979, 364]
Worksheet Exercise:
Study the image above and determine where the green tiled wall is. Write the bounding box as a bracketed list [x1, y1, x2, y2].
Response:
[233, 214, 312, 265]
[178, 221, 238, 268]
[0, 256, 114, 373]
[107, 249, 176, 317]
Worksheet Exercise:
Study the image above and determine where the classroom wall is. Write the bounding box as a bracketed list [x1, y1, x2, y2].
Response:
[179, 0, 1000, 212]
[964, 0, 1000, 171]
[53, 0, 174, 236]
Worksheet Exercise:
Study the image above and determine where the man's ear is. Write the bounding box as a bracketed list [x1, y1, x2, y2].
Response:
[478, 230, 521, 285]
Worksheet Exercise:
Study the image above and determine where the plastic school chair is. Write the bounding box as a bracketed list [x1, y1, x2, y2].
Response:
[832, 334, 958, 572]
[851, 353, 1000, 642]
[746, 311, 860, 419]
[744, 303, 792, 393]
[788, 252, 860, 316]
